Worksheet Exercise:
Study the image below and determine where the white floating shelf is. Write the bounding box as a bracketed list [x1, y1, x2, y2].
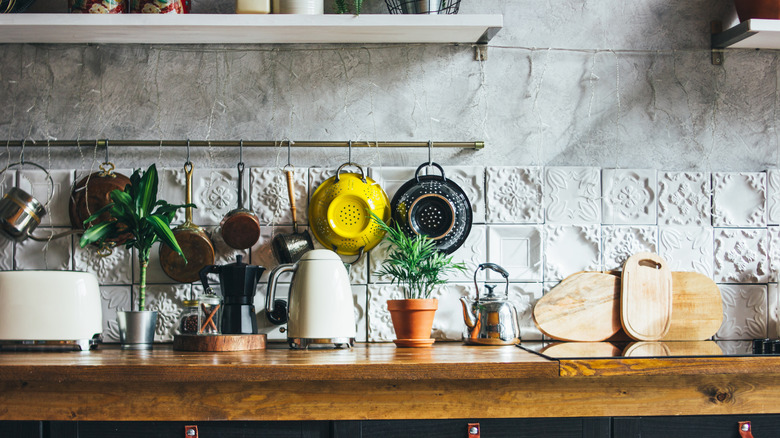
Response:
[712, 19, 780, 49]
[0, 13, 502, 44]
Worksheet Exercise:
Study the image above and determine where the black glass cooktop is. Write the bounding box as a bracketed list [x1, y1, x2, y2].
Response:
[517, 339, 780, 360]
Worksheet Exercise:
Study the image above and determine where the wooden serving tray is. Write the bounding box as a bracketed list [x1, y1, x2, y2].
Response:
[173, 334, 267, 352]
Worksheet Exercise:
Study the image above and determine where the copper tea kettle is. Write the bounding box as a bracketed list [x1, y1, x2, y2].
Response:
[460, 263, 520, 346]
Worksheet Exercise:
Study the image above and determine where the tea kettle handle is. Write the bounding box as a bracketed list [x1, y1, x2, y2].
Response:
[265, 263, 295, 325]
[198, 264, 221, 294]
[473, 263, 510, 300]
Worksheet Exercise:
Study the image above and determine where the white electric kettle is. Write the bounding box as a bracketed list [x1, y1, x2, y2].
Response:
[265, 249, 355, 349]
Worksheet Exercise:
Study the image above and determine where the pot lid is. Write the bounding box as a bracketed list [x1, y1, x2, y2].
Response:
[298, 249, 341, 261]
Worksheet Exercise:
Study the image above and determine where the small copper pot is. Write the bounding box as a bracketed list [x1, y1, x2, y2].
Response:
[220, 162, 261, 250]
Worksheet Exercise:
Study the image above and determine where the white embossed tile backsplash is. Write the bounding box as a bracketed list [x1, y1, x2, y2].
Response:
[14, 166, 780, 342]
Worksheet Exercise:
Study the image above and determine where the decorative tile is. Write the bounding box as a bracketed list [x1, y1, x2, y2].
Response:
[14, 229, 71, 270]
[193, 168, 246, 226]
[509, 283, 544, 341]
[250, 226, 282, 283]
[100, 286, 131, 343]
[768, 169, 780, 225]
[486, 225, 542, 282]
[602, 226, 657, 271]
[544, 225, 601, 281]
[308, 167, 336, 199]
[769, 227, 780, 282]
[658, 226, 714, 276]
[368, 167, 416, 202]
[602, 169, 657, 225]
[250, 167, 308, 226]
[429, 283, 470, 341]
[367, 284, 402, 342]
[712, 172, 766, 227]
[0, 169, 15, 197]
[352, 285, 368, 343]
[486, 166, 543, 223]
[714, 228, 769, 283]
[444, 225, 486, 282]
[137, 284, 191, 342]
[18, 169, 73, 227]
[441, 166, 486, 224]
[158, 167, 186, 225]
[73, 244, 133, 285]
[715, 284, 767, 340]
[368, 239, 393, 284]
[658, 172, 711, 226]
[544, 167, 600, 224]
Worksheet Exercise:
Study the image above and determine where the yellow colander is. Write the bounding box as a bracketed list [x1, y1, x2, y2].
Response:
[308, 163, 390, 256]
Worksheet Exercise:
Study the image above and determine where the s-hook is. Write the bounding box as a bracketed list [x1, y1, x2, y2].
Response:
[427, 140, 433, 167]
[185, 139, 191, 166]
[348, 140, 353, 165]
[283, 139, 294, 171]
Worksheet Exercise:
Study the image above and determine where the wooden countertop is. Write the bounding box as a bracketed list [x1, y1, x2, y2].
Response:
[1, 343, 780, 421]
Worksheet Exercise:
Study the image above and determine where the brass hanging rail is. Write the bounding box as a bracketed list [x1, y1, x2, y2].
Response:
[2, 140, 485, 150]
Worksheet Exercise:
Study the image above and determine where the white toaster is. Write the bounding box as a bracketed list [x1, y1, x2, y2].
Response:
[0, 271, 103, 351]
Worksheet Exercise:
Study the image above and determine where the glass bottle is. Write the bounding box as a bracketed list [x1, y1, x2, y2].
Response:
[178, 300, 199, 335]
[197, 292, 223, 335]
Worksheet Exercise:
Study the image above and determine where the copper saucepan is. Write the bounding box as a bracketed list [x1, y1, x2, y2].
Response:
[160, 161, 215, 283]
[220, 161, 260, 250]
[69, 161, 132, 248]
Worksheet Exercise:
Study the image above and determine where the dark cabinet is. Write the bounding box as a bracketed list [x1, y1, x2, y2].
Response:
[332, 418, 610, 438]
[613, 415, 780, 438]
[46, 421, 329, 438]
[0, 421, 41, 438]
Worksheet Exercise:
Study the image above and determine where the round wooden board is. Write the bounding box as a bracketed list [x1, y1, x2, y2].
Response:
[173, 334, 267, 352]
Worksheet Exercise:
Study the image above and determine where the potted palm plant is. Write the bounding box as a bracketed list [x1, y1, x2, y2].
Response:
[79, 164, 190, 349]
[370, 212, 466, 347]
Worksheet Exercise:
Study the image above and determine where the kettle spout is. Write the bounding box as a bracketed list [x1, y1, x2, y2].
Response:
[460, 297, 477, 329]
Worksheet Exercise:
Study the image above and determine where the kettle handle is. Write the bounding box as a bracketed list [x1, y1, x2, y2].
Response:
[265, 263, 296, 325]
[198, 264, 221, 294]
[473, 263, 510, 300]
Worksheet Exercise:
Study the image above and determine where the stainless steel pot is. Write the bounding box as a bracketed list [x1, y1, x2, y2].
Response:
[0, 161, 80, 242]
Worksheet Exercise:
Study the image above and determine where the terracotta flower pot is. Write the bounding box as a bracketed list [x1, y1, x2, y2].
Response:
[734, 0, 780, 21]
[387, 298, 437, 348]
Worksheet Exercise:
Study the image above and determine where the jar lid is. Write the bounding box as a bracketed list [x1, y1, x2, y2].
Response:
[198, 293, 222, 305]
[182, 299, 198, 307]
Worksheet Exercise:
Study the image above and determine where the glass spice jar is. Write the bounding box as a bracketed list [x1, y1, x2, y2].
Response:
[197, 292, 223, 335]
[178, 300, 199, 335]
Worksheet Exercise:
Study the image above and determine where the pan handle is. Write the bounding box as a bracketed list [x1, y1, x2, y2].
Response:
[265, 263, 295, 325]
[335, 162, 366, 183]
[415, 162, 446, 183]
[236, 161, 245, 210]
[184, 162, 194, 224]
[285, 169, 298, 232]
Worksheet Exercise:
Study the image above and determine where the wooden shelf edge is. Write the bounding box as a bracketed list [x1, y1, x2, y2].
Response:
[712, 18, 780, 49]
[0, 13, 504, 45]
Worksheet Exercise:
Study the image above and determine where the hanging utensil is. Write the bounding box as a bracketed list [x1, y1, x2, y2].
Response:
[220, 141, 261, 250]
[390, 161, 472, 254]
[160, 159, 215, 283]
[271, 142, 313, 264]
[0, 159, 81, 242]
[69, 140, 132, 248]
[308, 162, 390, 256]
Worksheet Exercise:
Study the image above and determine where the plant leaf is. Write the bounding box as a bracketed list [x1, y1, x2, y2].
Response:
[138, 164, 158, 218]
[79, 221, 118, 247]
[146, 214, 187, 263]
[82, 203, 115, 225]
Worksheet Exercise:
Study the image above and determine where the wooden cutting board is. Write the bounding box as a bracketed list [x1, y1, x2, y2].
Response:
[621, 252, 673, 341]
[533, 272, 622, 342]
[534, 270, 723, 342]
[662, 271, 723, 341]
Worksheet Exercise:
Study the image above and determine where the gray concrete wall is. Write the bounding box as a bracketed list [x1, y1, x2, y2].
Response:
[0, 0, 767, 172]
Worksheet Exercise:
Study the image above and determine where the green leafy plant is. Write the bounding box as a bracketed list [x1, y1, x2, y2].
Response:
[78, 164, 191, 311]
[370, 211, 466, 299]
[334, 0, 362, 14]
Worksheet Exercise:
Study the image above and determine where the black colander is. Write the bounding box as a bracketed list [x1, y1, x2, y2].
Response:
[390, 162, 472, 254]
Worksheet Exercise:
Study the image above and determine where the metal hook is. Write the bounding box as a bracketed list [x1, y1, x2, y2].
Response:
[427, 140, 433, 166]
[287, 139, 292, 168]
[185, 139, 191, 165]
[348, 140, 353, 164]
[20, 139, 25, 165]
[104, 139, 109, 164]
[239, 139, 244, 165]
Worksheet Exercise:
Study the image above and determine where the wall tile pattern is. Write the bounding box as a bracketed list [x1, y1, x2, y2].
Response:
[12, 166, 780, 342]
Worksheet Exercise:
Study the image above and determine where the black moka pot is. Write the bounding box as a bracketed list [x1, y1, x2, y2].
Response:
[198, 255, 264, 335]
